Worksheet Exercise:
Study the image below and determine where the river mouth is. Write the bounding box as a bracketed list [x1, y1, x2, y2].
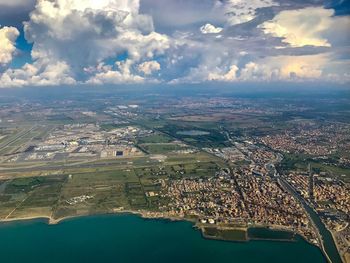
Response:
[280, 179, 343, 263]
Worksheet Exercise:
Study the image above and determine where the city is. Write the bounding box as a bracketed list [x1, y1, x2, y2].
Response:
[0, 87, 349, 262]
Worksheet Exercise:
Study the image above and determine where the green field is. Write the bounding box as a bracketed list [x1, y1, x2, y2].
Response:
[140, 143, 187, 154]
[138, 134, 173, 144]
[278, 153, 350, 182]
[202, 227, 248, 242]
[0, 149, 226, 220]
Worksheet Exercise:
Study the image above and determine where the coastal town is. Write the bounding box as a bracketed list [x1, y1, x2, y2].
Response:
[161, 170, 318, 244]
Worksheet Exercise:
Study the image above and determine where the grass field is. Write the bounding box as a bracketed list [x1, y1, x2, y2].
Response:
[202, 227, 248, 242]
[140, 143, 187, 154]
[137, 134, 173, 144]
[278, 153, 350, 182]
[0, 150, 226, 220]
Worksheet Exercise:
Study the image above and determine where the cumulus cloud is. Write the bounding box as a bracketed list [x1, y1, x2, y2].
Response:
[208, 65, 239, 81]
[200, 23, 223, 34]
[172, 48, 348, 83]
[0, 26, 19, 65]
[237, 53, 350, 83]
[1, 0, 170, 86]
[260, 7, 350, 47]
[0, 1, 349, 86]
[239, 54, 327, 80]
[87, 59, 144, 84]
[0, 60, 76, 87]
[224, 0, 279, 26]
[138, 60, 160, 75]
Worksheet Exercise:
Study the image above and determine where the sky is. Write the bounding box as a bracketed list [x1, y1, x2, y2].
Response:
[0, 0, 349, 87]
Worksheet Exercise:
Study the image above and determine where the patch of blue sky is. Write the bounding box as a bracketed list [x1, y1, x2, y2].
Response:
[10, 27, 33, 68]
[103, 51, 128, 66]
[326, 0, 350, 15]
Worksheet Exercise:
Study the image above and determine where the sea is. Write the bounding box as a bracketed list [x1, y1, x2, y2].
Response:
[0, 214, 326, 263]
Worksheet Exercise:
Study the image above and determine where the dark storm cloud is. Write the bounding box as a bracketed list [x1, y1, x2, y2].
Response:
[140, 0, 225, 33]
[0, 0, 36, 27]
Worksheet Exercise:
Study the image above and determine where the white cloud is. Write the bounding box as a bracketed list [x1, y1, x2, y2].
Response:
[0, 60, 76, 87]
[87, 59, 144, 84]
[239, 54, 329, 81]
[138, 60, 160, 75]
[260, 7, 350, 47]
[1, 0, 169, 86]
[200, 23, 223, 34]
[0, 26, 19, 65]
[172, 52, 346, 83]
[1, 1, 349, 86]
[224, 0, 278, 26]
[208, 65, 239, 81]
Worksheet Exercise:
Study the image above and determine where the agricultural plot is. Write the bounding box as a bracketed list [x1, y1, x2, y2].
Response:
[140, 143, 187, 154]
[53, 169, 139, 219]
[137, 134, 173, 144]
[0, 176, 66, 219]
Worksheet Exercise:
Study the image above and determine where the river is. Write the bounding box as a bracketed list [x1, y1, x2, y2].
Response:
[279, 178, 343, 263]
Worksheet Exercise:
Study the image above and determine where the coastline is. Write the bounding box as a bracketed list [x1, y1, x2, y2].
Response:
[0, 210, 329, 263]
[0, 210, 331, 263]
[0, 210, 191, 226]
[0, 210, 325, 246]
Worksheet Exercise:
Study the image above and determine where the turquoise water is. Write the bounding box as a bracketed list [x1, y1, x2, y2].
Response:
[0, 214, 326, 263]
